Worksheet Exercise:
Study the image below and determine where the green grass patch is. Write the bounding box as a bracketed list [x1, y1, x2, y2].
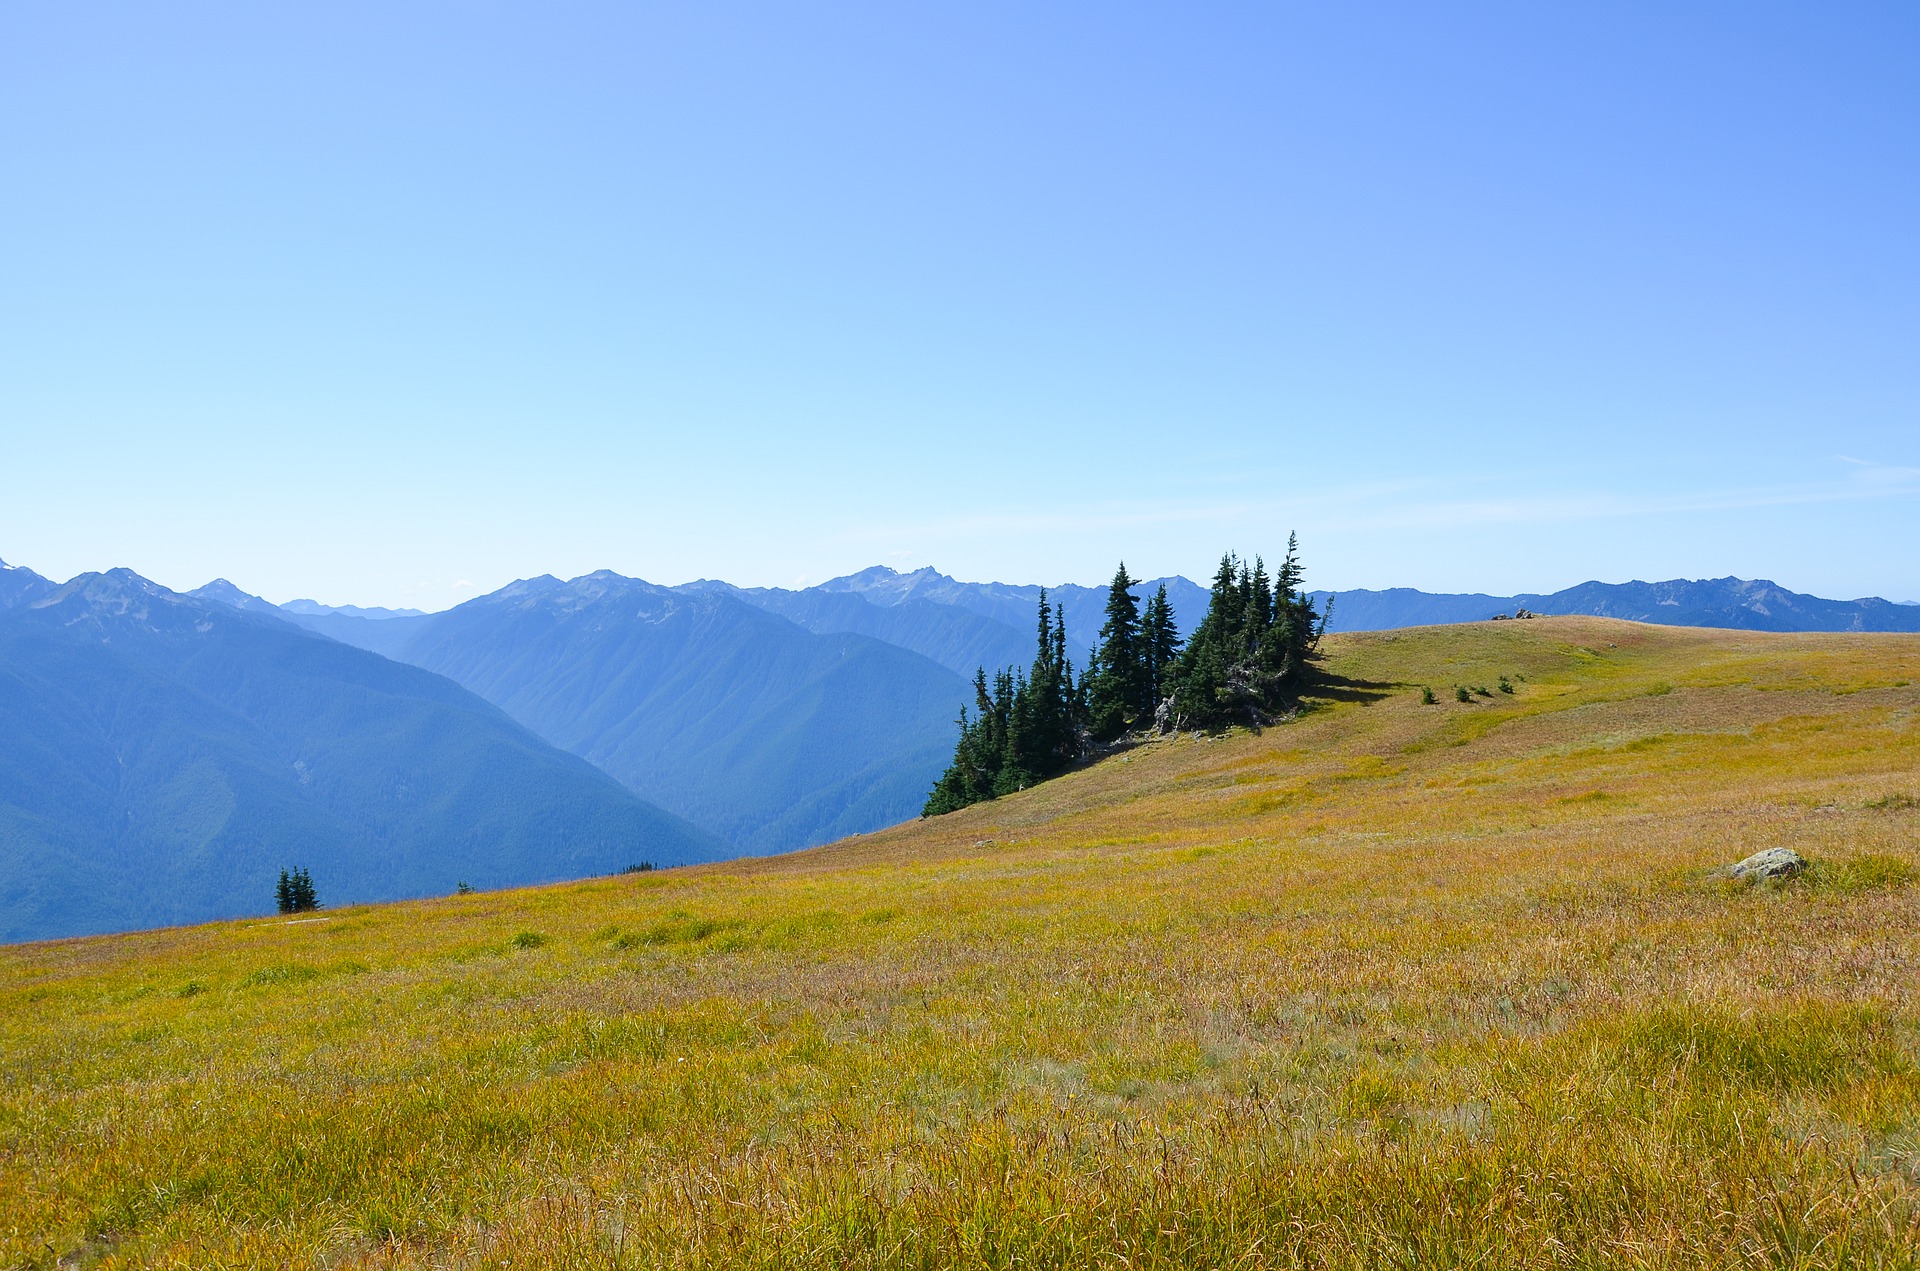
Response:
[1805, 854, 1916, 893]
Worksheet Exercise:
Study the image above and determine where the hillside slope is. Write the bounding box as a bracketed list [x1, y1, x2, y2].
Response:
[0, 572, 722, 941]
[10, 618, 1916, 1265]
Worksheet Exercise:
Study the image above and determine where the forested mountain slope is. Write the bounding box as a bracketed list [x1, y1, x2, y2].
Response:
[694, 582, 1038, 678]
[274, 573, 974, 853]
[0, 571, 720, 941]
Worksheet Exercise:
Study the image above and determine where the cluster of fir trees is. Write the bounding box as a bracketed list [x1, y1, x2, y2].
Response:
[924, 536, 1328, 816]
[921, 592, 1083, 815]
[274, 867, 318, 914]
[1170, 534, 1328, 732]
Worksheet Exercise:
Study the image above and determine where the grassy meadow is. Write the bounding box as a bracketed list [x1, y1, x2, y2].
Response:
[5, 616, 1920, 1269]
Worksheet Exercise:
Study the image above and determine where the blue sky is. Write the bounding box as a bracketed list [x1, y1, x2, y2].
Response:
[3, 2, 1916, 609]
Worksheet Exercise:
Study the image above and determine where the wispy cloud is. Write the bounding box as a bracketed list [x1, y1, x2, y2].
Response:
[1837, 455, 1920, 487]
[829, 457, 1920, 545]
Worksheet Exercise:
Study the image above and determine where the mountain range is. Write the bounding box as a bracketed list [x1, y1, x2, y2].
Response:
[0, 561, 720, 942]
[1308, 576, 1920, 634]
[6, 552, 1919, 943]
[183, 568, 1213, 861]
[302, 572, 973, 852]
[693, 567, 1211, 676]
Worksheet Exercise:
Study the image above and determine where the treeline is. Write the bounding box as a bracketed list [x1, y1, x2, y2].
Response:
[921, 595, 1081, 815]
[924, 536, 1327, 816]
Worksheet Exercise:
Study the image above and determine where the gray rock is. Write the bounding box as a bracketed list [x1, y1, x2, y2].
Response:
[1727, 847, 1806, 881]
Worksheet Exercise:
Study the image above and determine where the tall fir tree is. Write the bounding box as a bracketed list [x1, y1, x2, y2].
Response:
[1142, 583, 1183, 708]
[1086, 563, 1148, 741]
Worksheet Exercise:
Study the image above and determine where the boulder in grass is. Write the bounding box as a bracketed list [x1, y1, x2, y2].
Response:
[1726, 847, 1806, 881]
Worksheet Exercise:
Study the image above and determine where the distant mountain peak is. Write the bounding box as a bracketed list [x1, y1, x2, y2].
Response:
[827, 565, 902, 583]
[38, 568, 195, 631]
[68, 568, 170, 602]
[0, 558, 54, 610]
[485, 575, 566, 603]
[568, 569, 649, 593]
[190, 579, 282, 614]
[816, 564, 962, 605]
[554, 570, 680, 610]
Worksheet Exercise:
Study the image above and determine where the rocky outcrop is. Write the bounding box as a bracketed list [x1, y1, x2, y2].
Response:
[1726, 847, 1806, 881]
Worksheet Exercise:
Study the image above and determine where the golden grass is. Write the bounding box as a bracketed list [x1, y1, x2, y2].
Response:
[4, 617, 1920, 1268]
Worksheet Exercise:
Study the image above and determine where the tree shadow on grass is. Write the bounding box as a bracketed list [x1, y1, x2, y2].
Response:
[1303, 672, 1400, 707]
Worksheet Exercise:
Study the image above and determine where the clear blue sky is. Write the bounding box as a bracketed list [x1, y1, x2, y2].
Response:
[3, 2, 1916, 609]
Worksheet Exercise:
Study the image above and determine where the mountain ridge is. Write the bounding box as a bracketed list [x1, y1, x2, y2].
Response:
[280, 598, 426, 619]
[190, 570, 976, 854]
[1309, 575, 1920, 634]
[0, 569, 721, 942]
[0, 558, 55, 609]
[364, 572, 973, 853]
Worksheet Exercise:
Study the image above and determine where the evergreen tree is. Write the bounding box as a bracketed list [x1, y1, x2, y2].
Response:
[274, 868, 294, 915]
[1086, 563, 1148, 741]
[1173, 553, 1243, 724]
[1143, 584, 1183, 708]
